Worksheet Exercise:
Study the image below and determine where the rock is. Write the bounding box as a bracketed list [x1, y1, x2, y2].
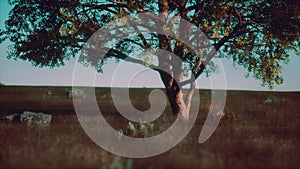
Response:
[117, 122, 157, 138]
[263, 96, 280, 104]
[126, 122, 138, 136]
[67, 89, 86, 99]
[20, 111, 52, 126]
[1, 113, 20, 122]
[2, 111, 52, 126]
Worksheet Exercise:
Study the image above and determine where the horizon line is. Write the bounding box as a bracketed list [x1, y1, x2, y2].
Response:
[1, 83, 299, 92]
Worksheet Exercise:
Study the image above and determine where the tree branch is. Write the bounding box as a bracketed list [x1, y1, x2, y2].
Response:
[107, 49, 160, 71]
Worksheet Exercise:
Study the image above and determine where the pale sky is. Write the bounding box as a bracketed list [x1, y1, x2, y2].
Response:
[0, 1, 299, 91]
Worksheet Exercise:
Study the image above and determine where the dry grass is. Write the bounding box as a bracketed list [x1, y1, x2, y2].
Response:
[0, 86, 299, 169]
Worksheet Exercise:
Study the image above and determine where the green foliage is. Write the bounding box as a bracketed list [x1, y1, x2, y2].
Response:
[199, 0, 300, 89]
[1, 0, 299, 89]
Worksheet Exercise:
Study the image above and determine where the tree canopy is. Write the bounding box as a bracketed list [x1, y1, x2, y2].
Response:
[1, 0, 299, 88]
[1, 0, 300, 118]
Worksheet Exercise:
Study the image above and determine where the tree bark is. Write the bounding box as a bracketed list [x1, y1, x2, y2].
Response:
[157, 0, 193, 121]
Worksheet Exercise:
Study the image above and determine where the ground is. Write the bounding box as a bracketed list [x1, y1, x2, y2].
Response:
[0, 86, 299, 169]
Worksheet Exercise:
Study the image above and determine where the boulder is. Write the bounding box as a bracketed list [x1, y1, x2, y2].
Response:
[67, 89, 86, 99]
[2, 111, 52, 126]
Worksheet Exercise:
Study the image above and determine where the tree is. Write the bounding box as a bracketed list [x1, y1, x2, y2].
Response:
[1, 0, 299, 120]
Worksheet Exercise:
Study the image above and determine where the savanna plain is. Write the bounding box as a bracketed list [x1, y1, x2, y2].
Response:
[0, 86, 299, 169]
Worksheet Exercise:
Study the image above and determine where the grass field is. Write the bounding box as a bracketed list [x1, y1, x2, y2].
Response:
[0, 86, 299, 169]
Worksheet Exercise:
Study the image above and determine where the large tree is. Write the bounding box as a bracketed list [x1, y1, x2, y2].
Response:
[1, 0, 299, 120]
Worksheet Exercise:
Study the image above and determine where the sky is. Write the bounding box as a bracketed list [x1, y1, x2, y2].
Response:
[0, 1, 299, 91]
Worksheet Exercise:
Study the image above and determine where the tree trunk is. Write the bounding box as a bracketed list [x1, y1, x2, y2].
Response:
[158, 61, 192, 121]
[156, 0, 194, 121]
[168, 86, 189, 120]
